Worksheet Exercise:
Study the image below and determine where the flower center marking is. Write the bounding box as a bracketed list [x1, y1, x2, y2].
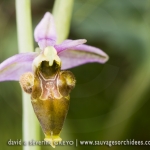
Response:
[37, 71, 62, 100]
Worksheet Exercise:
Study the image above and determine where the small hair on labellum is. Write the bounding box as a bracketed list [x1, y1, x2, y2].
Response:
[19, 72, 34, 94]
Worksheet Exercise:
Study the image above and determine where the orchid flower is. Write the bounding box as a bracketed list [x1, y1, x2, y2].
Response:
[0, 12, 109, 147]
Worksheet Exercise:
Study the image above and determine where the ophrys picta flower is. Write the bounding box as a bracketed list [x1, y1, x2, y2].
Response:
[0, 12, 109, 147]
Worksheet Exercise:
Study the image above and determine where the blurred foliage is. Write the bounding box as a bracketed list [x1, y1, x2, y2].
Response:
[0, 0, 150, 150]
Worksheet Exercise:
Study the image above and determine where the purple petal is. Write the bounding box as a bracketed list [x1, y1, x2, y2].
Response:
[58, 44, 109, 70]
[55, 39, 87, 53]
[34, 12, 57, 49]
[0, 52, 38, 81]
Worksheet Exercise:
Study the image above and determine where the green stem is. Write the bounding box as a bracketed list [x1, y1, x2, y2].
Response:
[52, 0, 74, 43]
[15, 0, 40, 150]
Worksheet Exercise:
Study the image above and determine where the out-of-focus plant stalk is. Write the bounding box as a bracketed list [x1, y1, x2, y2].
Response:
[15, 0, 40, 150]
[52, 0, 74, 43]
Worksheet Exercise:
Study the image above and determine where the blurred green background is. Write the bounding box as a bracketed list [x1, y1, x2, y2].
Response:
[0, 0, 150, 150]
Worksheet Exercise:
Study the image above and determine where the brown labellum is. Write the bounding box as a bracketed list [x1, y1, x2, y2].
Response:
[20, 60, 75, 148]
[20, 47, 76, 148]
